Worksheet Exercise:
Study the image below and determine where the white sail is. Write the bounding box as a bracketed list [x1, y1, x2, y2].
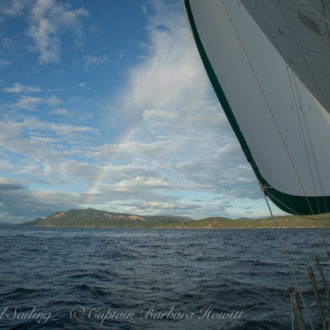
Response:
[183, 0, 330, 214]
[242, 0, 330, 115]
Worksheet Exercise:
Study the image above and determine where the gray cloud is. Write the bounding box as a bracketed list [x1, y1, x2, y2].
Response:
[0, 178, 81, 223]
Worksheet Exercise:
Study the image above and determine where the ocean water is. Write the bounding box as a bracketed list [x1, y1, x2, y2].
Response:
[0, 225, 329, 329]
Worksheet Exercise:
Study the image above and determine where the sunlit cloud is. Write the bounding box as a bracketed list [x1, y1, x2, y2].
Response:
[3, 82, 42, 93]
[82, 54, 109, 71]
[49, 108, 77, 116]
[10, 95, 61, 110]
[27, 0, 89, 64]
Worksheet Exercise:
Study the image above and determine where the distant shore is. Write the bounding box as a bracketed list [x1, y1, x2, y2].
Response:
[36, 225, 330, 229]
[23, 208, 330, 229]
[31, 216, 330, 229]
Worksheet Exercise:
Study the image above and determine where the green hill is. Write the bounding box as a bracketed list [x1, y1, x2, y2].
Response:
[23, 208, 330, 229]
[179, 214, 330, 229]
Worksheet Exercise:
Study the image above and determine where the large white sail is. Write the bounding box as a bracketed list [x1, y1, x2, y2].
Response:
[183, 0, 330, 214]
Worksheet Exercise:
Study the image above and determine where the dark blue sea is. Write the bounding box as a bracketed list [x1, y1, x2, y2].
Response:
[0, 226, 329, 329]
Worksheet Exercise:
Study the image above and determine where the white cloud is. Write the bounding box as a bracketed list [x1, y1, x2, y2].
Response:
[78, 82, 90, 90]
[49, 108, 77, 116]
[114, 176, 169, 192]
[121, 10, 210, 115]
[0, 58, 11, 70]
[0, 118, 99, 164]
[11, 95, 61, 110]
[112, 200, 200, 216]
[11, 96, 43, 110]
[47, 96, 62, 105]
[78, 112, 93, 121]
[175, 143, 260, 199]
[82, 54, 109, 71]
[3, 82, 42, 93]
[27, 0, 89, 64]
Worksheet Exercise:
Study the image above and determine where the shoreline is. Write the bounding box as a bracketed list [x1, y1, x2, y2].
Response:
[33, 225, 330, 229]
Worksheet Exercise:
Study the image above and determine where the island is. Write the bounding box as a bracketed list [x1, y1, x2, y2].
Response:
[23, 208, 330, 229]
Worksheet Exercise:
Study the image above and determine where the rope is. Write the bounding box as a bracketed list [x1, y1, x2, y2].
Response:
[289, 70, 330, 256]
[286, 65, 321, 214]
[291, 71, 329, 214]
[284, 64, 329, 257]
[290, 68, 329, 214]
[291, 289, 295, 330]
[299, 0, 330, 25]
[262, 185, 315, 330]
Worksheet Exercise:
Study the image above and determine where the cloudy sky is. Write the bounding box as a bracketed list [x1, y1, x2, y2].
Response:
[0, 0, 285, 223]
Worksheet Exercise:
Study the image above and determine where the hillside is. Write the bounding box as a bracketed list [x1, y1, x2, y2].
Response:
[23, 208, 330, 229]
[182, 214, 330, 229]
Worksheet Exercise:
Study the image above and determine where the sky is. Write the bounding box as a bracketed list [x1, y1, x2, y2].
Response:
[0, 0, 285, 223]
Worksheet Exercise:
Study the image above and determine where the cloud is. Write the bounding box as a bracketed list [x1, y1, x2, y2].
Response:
[111, 200, 201, 216]
[78, 82, 90, 90]
[110, 0, 229, 147]
[3, 82, 42, 93]
[175, 143, 260, 199]
[27, 0, 89, 64]
[120, 3, 210, 119]
[0, 58, 11, 70]
[1, 37, 17, 50]
[0, 118, 99, 166]
[56, 160, 100, 181]
[0, 178, 81, 223]
[142, 101, 228, 134]
[78, 112, 93, 121]
[49, 108, 77, 116]
[113, 176, 169, 192]
[10, 95, 61, 110]
[82, 54, 109, 71]
[0, 178, 24, 191]
[11, 96, 43, 110]
[0, 0, 27, 17]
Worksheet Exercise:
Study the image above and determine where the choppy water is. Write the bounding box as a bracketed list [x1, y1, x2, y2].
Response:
[0, 225, 329, 329]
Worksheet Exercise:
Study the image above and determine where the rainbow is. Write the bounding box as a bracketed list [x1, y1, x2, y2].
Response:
[83, 124, 140, 207]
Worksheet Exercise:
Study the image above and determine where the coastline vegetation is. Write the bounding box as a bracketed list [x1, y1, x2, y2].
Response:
[24, 208, 330, 229]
